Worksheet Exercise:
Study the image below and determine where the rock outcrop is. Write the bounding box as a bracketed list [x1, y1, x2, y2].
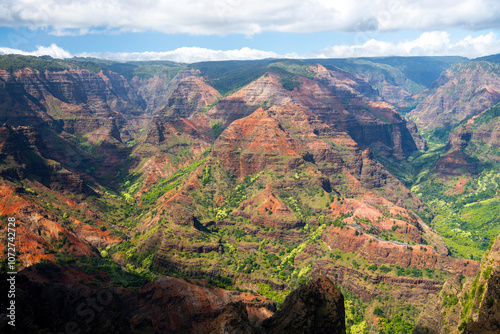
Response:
[260, 276, 345, 334]
[415, 234, 500, 334]
[0, 179, 120, 267]
[207, 302, 255, 334]
[0, 124, 93, 194]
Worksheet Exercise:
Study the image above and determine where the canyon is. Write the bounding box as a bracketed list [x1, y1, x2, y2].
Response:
[0, 54, 499, 333]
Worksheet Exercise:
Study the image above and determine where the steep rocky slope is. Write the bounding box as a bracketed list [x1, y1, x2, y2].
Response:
[130, 67, 190, 114]
[445, 101, 500, 165]
[206, 67, 422, 159]
[415, 234, 500, 334]
[259, 276, 345, 334]
[409, 61, 500, 138]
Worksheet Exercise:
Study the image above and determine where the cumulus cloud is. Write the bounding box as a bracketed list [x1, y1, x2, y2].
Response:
[1, 0, 500, 35]
[0, 43, 72, 58]
[78, 47, 297, 62]
[0, 44, 295, 63]
[312, 32, 500, 59]
[2, 32, 500, 62]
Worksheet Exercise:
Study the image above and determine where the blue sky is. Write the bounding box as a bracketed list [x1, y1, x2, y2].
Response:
[1, 0, 500, 62]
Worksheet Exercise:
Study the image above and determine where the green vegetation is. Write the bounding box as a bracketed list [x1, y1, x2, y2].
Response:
[189, 59, 314, 95]
[471, 101, 500, 126]
[411, 170, 500, 259]
[377, 312, 415, 334]
[33, 260, 62, 281]
[403, 100, 500, 260]
[70, 256, 147, 288]
[267, 60, 315, 79]
[189, 59, 271, 95]
[257, 283, 290, 309]
[140, 156, 209, 205]
[279, 76, 301, 91]
[396, 266, 423, 278]
[343, 290, 367, 333]
[442, 291, 459, 308]
[211, 121, 224, 139]
[129, 63, 184, 81]
[0, 54, 68, 72]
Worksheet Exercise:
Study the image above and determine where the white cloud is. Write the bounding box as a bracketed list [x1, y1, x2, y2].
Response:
[78, 47, 297, 63]
[312, 32, 500, 58]
[1, 0, 500, 35]
[0, 44, 295, 63]
[0, 43, 72, 58]
[2, 32, 500, 62]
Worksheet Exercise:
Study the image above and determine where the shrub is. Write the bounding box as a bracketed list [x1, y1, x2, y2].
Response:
[379, 265, 391, 274]
[373, 306, 384, 317]
[483, 266, 493, 280]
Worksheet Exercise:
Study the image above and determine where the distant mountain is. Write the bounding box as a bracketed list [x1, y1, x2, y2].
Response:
[312, 56, 466, 112]
[409, 60, 500, 141]
[475, 53, 500, 63]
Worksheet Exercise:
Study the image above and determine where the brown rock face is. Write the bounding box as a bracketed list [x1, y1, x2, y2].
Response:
[144, 117, 211, 147]
[260, 276, 346, 334]
[0, 124, 93, 194]
[212, 107, 307, 179]
[0, 181, 100, 267]
[134, 73, 217, 194]
[208, 276, 346, 334]
[429, 101, 500, 177]
[207, 68, 419, 159]
[415, 235, 500, 334]
[311, 259, 443, 304]
[233, 185, 305, 229]
[0, 66, 155, 185]
[136, 276, 274, 334]
[466, 267, 500, 334]
[207, 72, 293, 125]
[309, 64, 419, 158]
[131, 70, 195, 114]
[156, 74, 220, 119]
[0, 68, 145, 129]
[406, 119, 428, 150]
[206, 302, 255, 334]
[409, 61, 500, 131]
[1, 269, 348, 334]
[465, 235, 500, 334]
[322, 226, 478, 276]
